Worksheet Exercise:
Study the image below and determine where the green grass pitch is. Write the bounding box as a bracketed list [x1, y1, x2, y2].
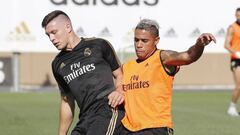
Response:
[0, 90, 239, 135]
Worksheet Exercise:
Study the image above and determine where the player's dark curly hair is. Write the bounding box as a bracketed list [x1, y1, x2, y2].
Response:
[135, 19, 159, 37]
[236, 8, 240, 12]
[41, 10, 70, 28]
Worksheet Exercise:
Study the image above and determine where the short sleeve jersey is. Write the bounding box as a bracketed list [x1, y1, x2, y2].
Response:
[52, 37, 120, 113]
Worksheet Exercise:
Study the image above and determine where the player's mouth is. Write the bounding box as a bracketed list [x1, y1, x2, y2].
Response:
[136, 50, 144, 54]
[53, 42, 59, 47]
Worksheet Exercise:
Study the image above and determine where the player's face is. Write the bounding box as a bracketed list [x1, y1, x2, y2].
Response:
[45, 20, 69, 50]
[236, 11, 240, 23]
[134, 29, 159, 60]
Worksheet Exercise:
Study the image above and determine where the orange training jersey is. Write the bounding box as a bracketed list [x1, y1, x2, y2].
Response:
[230, 23, 240, 59]
[122, 50, 174, 131]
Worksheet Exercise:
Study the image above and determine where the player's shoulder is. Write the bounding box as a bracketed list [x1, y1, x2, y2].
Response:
[227, 24, 237, 34]
[229, 22, 239, 30]
[52, 51, 66, 67]
[123, 59, 136, 67]
[160, 49, 178, 59]
[83, 37, 109, 44]
[84, 37, 113, 52]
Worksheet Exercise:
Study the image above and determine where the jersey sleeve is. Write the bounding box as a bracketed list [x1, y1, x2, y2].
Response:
[52, 61, 70, 95]
[101, 39, 121, 71]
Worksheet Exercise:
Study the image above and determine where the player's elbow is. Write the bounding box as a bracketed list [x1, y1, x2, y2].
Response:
[181, 54, 197, 65]
[224, 44, 227, 49]
[224, 44, 230, 50]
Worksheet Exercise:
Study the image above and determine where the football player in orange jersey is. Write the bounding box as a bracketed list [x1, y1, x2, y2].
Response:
[120, 19, 216, 135]
[225, 8, 240, 117]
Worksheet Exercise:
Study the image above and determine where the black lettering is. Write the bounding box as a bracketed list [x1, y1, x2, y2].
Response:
[144, 0, 158, 6]
[50, 0, 159, 6]
[123, 0, 139, 6]
[72, 0, 88, 5]
[139, 81, 143, 88]
[50, 0, 67, 5]
[135, 75, 139, 81]
[135, 82, 141, 89]
[123, 80, 150, 91]
[123, 85, 126, 90]
[124, 85, 127, 90]
[102, 0, 117, 6]
[143, 81, 149, 88]
[130, 81, 133, 89]
[132, 82, 136, 88]
[93, 0, 96, 5]
[126, 84, 130, 90]
[126, 84, 131, 90]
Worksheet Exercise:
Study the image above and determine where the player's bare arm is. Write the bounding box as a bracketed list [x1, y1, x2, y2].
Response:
[224, 26, 235, 53]
[108, 67, 124, 108]
[58, 93, 75, 135]
[162, 33, 216, 67]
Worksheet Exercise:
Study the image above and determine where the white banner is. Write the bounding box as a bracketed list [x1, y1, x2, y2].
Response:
[0, 0, 239, 53]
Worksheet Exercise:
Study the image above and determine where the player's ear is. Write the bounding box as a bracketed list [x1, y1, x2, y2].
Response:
[66, 23, 72, 33]
[154, 36, 160, 46]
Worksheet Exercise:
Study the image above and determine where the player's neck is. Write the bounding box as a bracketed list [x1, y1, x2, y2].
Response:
[236, 20, 240, 26]
[67, 34, 81, 51]
[137, 48, 157, 63]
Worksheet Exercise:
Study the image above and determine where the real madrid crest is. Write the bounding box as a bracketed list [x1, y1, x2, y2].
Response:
[84, 48, 91, 57]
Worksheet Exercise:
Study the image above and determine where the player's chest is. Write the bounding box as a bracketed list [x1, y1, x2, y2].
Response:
[58, 48, 103, 76]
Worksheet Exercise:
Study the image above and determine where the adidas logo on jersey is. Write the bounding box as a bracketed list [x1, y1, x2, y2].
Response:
[60, 62, 66, 69]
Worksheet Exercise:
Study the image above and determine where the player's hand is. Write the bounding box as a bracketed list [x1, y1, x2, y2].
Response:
[196, 33, 216, 47]
[108, 89, 124, 108]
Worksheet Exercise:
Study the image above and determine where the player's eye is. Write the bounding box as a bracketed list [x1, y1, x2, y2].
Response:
[142, 39, 148, 43]
[52, 30, 57, 34]
[134, 38, 139, 42]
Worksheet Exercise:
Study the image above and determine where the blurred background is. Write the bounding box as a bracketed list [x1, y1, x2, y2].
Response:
[0, 0, 239, 91]
[0, 0, 240, 135]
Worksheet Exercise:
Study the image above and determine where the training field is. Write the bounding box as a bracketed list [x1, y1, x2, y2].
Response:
[0, 90, 239, 135]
